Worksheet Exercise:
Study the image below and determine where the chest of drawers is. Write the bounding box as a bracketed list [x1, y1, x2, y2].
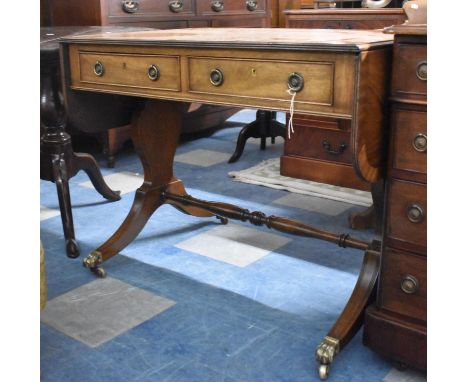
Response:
[363, 24, 427, 371]
[46, 0, 275, 28]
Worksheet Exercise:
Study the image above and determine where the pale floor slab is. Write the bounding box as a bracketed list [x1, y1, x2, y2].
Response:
[79, 171, 143, 195]
[175, 223, 291, 267]
[41, 277, 176, 347]
[384, 368, 426, 382]
[242, 137, 285, 146]
[273, 193, 353, 217]
[40, 205, 61, 221]
[174, 149, 232, 167]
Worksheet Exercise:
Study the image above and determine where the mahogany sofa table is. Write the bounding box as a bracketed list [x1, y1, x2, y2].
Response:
[60, 28, 393, 379]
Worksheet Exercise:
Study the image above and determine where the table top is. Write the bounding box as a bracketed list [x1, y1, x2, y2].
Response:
[61, 28, 393, 52]
[41, 26, 154, 52]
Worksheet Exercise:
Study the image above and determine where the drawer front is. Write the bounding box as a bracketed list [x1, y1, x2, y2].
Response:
[211, 17, 267, 28]
[386, 179, 426, 249]
[393, 42, 427, 100]
[188, 57, 338, 112]
[108, 0, 195, 18]
[79, 52, 181, 91]
[284, 116, 352, 164]
[392, 107, 427, 175]
[340, 18, 404, 30]
[198, 0, 266, 16]
[287, 19, 341, 29]
[380, 248, 426, 321]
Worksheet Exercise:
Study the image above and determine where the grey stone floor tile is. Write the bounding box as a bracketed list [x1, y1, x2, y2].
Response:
[41, 277, 176, 347]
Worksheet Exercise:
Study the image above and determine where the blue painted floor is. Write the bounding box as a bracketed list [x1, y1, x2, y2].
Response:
[40, 110, 423, 381]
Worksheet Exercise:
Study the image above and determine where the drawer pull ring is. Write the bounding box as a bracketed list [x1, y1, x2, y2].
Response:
[322, 140, 347, 156]
[210, 68, 224, 86]
[288, 72, 304, 92]
[121, 0, 139, 13]
[246, 0, 258, 11]
[211, 0, 224, 12]
[400, 275, 419, 294]
[416, 61, 427, 81]
[413, 133, 427, 152]
[147, 65, 160, 81]
[93, 61, 104, 77]
[169, 0, 184, 13]
[407, 204, 424, 223]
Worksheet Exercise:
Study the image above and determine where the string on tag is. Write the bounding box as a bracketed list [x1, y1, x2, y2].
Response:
[287, 88, 296, 139]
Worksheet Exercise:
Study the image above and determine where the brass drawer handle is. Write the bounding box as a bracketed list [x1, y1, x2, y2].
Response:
[416, 60, 427, 81]
[322, 140, 347, 156]
[93, 61, 104, 77]
[147, 64, 160, 81]
[246, 0, 258, 11]
[400, 274, 419, 294]
[287, 72, 304, 92]
[121, 0, 139, 13]
[407, 204, 424, 223]
[211, 0, 224, 12]
[210, 68, 224, 86]
[413, 133, 427, 152]
[169, 0, 184, 13]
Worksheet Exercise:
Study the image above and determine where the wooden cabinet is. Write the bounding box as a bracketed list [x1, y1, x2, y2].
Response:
[280, 8, 406, 191]
[46, 0, 276, 28]
[284, 9, 406, 29]
[363, 24, 427, 371]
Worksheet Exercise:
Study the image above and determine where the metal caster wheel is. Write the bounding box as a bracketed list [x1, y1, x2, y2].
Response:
[318, 364, 329, 380]
[92, 267, 107, 278]
[216, 216, 228, 225]
[66, 239, 80, 258]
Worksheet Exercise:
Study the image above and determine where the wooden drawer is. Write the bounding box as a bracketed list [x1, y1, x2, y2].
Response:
[287, 18, 403, 30]
[197, 0, 266, 16]
[386, 179, 426, 249]
[340, 18, 404, 30]
[391, 106, 427, 176]
[211, 17, 267, 27]
[78, 51, 181, 91]
[284, 116, 352, 164]
[392, 42, 427, 100]
[188, 56, 342, 114]
[380, 248, 426, 322]
[108, 0, 196, 18]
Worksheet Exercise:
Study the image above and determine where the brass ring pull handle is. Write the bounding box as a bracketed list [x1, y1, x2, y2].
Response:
[94, 61, 104, 76]
[147, 64, 160, 81]
[322, 140, 347, 156]
[416, 60, 427, 81]
[169, 0, 184, 13]
[211, 0, 224, 12]
[121, 0, 139, 13]
[210, 68, 224, 86]
[400, 274, 419, 294]
[407, 204, 424, 223]
[288, 72, 304, 92]
[246, 0, 258, 11]
[413, 133, 427, 152]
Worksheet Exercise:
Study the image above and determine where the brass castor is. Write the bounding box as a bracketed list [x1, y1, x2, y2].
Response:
[92, 267, 107, 278]
[216, 216, 228, 225]
[318, 364, 329, 380]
